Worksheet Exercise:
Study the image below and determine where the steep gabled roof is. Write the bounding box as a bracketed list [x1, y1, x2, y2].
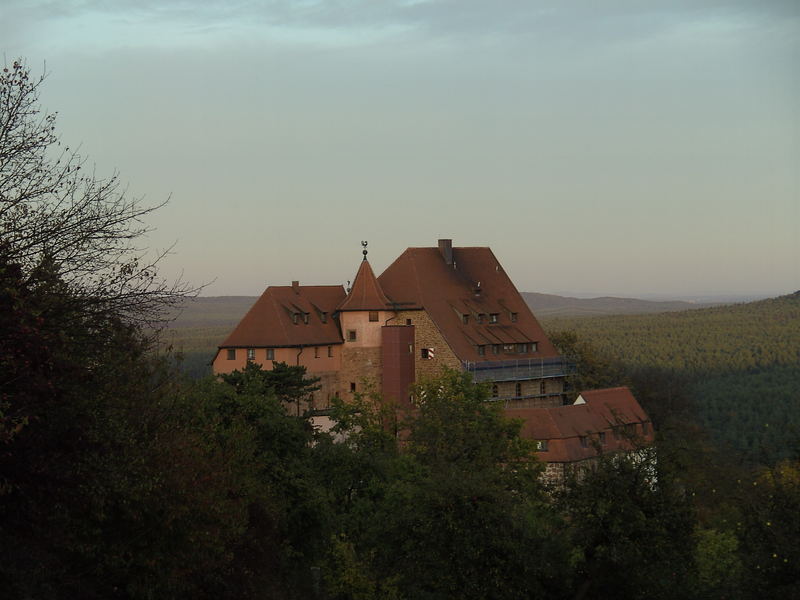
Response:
[377, 245, 559, 362]
[505, 387, 652, 463]
[337, 259, 393, 311]
[219, 284, 345, 348]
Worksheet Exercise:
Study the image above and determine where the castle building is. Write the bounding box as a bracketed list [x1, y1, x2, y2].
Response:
[213, 239, 572, 411]
[212, 239, 652, 474]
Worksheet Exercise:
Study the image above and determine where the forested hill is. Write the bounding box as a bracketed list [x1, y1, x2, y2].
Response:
[522, 291, 715, 318]
[544, 291, 800, 373]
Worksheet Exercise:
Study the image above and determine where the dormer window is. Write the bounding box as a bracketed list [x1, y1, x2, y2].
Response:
[321, 312, 327, 323]
[303, 313, 309, 324]
[292, 313, 298, 325]
[511, 312, 518, 322]
[517, 343, 527, 354]
[462, 314, 469, 325]
[536, 440, 548, 452]
[489, 313, 498, 324]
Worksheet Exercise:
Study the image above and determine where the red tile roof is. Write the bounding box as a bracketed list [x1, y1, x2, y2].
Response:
[219, 284, 345, 348]
[338, 259, 393, 311]
[504, 387, 653, 463]
[377, 246, 559, 362]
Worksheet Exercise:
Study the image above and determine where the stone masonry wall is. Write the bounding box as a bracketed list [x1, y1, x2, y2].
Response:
[391, 310, 461, 381]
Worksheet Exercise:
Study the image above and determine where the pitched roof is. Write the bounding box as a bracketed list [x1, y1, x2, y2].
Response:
[377, 245, 559, 362]
[504, 387, 653, 463]
[219, 284, 345, 348]
[337, 259, 393, 311]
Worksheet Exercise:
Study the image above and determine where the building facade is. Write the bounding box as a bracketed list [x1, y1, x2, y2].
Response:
[213, 239, 572, 411]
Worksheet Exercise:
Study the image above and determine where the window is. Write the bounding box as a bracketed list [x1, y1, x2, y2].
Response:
[303, 313, 309, 324]
[246, 348, 255, 361]
[536, 440, 548, 452]
[517, 343, 527, 354]
[350, 382, 356, 393]
[491, 384, 499, 398]
[515, 382, 522, 397]
[266, 348, 275, 360]
[540, 381, 546, 395]
[531, 342, 538, 352]
[347, 330, 357, 342]
[327, 345, 333, 357]
[599, 432, 607, 445]
[292, 313, 298, 325]
[511, 312, 518, 323]
[478, 313, 486, 324]
[462, 314, 469, 325]
[492, 344, 500, 355]
[369, 311, 379, 322]
[503, 344, 514, 353]
[314, 346, 320, 358]
[489, 313, 499, 324]
[421, 348, 430, 359]
[477, 345, 485, 356]
[226, 348, 235, 360]
[579, 436, 588, 448]
[406, 318, 412, 325]
[321, 312, 327, 323]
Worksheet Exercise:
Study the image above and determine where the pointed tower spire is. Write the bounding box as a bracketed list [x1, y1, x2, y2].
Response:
[337, 243, 392, 311]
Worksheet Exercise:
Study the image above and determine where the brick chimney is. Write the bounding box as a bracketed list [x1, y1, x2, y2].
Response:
[438, 239, 453, 266]
[292, 280, 299, 294]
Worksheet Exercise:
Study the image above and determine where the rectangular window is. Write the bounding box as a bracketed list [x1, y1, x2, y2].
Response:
[226, 348, 235, 360]
[517, 343, 527, 354]
[246, 348, 255, 361]
[314, 346, 320, 358]
[515, 382, 522, 397]
[478, 313, 486, 324]
[492, 384, 499, 397]
[347, 330, 357, 342]
[266, 348, 275, 360]
[540, 381, 546, 395]
[503, 344, 514, 353]
[421, 348, 430, 359]
[462, 314, 469, 325]
[327, 345, 333, 357]
[292, 313, 298, 325]
[369, 311, 379, 322]
[406, 318, 412, 325]
[531, 342, 538, 353]
[489, 313, 498, 323]
[511, 312, 518, 323]
[303, 313, 309, 324]
[580, 436, 588, 448]
[321, 312, 327, 323]
[536, 440, 548, 452]
[477, 345, 485, 356]
[350, 382, 356, 393]
[492, 344, 500, 355]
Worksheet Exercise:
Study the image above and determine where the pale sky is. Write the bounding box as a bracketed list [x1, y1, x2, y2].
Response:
[2, 1, 798, 299]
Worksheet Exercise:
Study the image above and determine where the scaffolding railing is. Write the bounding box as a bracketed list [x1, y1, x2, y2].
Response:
[462, 357, 575, 383]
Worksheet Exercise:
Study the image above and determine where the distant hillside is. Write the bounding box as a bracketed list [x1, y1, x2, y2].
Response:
[522, 292, 715, 318]
[543, 291, 800, 373]
[164, 296, 257, 329]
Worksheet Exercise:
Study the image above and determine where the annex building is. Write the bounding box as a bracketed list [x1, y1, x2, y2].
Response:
[213, 239, 652, 470]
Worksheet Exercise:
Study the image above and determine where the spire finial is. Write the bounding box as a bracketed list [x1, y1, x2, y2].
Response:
[361, 240, 368, 261]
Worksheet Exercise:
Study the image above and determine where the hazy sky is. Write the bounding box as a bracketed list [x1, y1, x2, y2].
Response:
[2, 1, 798, 298]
